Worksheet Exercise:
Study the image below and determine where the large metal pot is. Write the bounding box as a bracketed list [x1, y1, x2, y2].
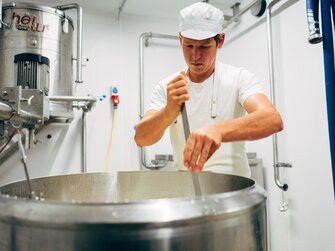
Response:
[0, 171, 267, 251]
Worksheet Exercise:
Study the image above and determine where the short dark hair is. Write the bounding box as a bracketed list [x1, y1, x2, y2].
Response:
[213, 34, 220, 45]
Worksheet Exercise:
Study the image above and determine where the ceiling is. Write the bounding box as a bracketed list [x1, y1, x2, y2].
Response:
[3, 0, 246, 19]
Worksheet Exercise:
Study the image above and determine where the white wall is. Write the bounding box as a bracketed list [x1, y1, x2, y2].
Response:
[222, 0, 335, 250]
[0, 1, 334, 251]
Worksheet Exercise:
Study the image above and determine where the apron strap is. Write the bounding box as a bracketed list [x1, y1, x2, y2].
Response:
[211, 61, 219, 118]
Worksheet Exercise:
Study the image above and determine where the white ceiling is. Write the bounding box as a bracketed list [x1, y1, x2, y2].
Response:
[3, 0, 245, 19]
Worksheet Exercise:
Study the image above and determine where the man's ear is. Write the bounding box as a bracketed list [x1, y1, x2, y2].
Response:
[217, 33, 225, 48]
[179, 32, 183, 45]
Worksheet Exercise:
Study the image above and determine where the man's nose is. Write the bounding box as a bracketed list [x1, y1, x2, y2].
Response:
[191, 47, 201, 60]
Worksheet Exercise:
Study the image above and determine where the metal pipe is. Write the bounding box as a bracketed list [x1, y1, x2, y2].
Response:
[0, 0, 2, 29]
[17, 130, 33, 199]
[139, 33, 179, 119]
[48, 96, 96, 103]
[139, 32, 179, 169]
[266, 0, 290, 191]
[55, 4, 83, 83]
[48, 96, 96, 173]
[223, 0, 261, 28]
[0, 102, 13, 120]
[82, 110, 87, 173]
[0, 101, 39, 124]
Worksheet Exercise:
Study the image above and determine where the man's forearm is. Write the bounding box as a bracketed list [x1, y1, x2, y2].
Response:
[134, 108, 177, 147]
[216, 107, 283, 142]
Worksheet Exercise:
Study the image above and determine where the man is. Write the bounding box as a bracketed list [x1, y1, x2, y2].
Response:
[134, 2, 283, 178]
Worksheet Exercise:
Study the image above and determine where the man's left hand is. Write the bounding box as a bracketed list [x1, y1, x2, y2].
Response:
[183, 124, 221, 173]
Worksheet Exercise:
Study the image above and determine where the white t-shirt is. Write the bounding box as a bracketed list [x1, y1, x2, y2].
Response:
[147, 61, 265, 177]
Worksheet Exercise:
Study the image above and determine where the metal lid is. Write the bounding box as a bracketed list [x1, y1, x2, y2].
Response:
[2, 2, 73, 24]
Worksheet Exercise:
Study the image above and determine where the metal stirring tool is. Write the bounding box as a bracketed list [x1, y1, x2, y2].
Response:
[181, 103, 202, 196]
[16, 129, 39, 199]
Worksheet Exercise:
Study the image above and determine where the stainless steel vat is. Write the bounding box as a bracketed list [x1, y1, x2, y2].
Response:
[0, 171, 267, 251]
[0, 2, 74, 120]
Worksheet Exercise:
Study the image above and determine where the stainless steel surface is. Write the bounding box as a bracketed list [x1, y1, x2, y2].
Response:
[139, 32, 179, 169]
[0, 171, 267, 251]
[181, 103, 202, 196]
[0, 2, 74, 120]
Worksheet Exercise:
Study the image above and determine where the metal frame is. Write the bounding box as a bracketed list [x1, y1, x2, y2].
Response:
[138, 32, 178, 169]
[55, 4, 83, 84]
[223, 0, 264, 28]
[266, 0, 292, 193]
[49, 95, 97, 173]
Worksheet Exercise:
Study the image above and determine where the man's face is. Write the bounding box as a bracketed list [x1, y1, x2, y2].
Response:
[180, 36, 221, 76]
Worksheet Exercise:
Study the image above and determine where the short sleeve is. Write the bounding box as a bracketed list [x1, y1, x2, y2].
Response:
[147, 72, 180, 112]
[238, 68, 265, 106]
[147, 82, 167, 111]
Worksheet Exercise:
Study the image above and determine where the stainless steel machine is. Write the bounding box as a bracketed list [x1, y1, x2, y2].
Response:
[1, 2, 77, 125]
[0, 2, 95, 164]
[0, 171, 268, 251]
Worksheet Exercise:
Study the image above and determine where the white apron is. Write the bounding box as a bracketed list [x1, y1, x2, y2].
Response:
[169, 63, 251, 178]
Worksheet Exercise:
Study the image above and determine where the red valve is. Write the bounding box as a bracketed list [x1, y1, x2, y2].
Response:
[111, 95, 119, 108]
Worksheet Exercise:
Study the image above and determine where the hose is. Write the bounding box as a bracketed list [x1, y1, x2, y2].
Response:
[103, 108, 117, 172]
[320, 0, 335, 195]
[306, 0, 322, 43]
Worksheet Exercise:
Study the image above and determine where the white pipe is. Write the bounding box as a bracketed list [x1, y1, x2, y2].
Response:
[48, 96, 96, 102]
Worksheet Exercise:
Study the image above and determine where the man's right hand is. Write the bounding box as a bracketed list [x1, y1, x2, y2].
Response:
[165, 71, 190, 119]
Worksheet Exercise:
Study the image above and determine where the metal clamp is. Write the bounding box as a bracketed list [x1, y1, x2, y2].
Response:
[274, 162, 292, 191]
[223, 3, 241, 25]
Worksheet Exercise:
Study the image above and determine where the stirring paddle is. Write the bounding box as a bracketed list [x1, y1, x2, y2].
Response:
[181, 103, 202, 196]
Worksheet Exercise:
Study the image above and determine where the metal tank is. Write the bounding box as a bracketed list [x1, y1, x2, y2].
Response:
[0, 2, 75, 121]
[0, 171, 267, 251]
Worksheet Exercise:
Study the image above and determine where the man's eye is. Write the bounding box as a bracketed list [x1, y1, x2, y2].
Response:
[186, 45, 193, 48]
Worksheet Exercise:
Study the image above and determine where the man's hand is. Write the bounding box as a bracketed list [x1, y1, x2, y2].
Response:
[183, 124, 221, 173]
[165, 71, 190, 118]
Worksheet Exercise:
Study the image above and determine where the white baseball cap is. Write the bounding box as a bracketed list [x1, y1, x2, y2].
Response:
[179, 2, 224, 40]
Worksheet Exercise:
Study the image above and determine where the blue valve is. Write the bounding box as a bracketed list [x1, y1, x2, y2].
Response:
[112, 87, 118, 94]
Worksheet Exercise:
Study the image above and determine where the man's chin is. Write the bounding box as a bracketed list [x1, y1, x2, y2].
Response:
[189, 65, 204, 72]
